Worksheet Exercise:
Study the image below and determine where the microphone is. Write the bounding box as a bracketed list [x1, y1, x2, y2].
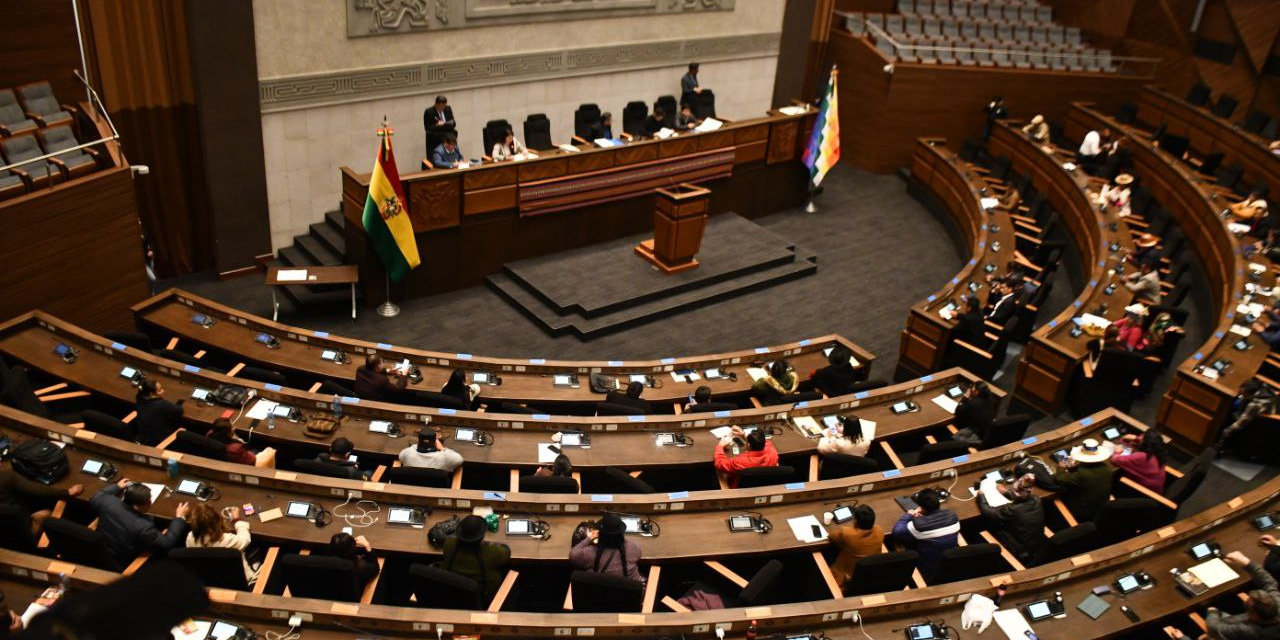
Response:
[72, 69, 120, 142]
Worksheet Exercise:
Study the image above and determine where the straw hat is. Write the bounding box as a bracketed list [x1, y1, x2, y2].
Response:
[1071, 438, 1110, 464]
[1031, 115, 1044, 124]
[1114, 173, 1134, 186]
[1134, 233, 1159, 248]
[1123, 303, 1149, 317]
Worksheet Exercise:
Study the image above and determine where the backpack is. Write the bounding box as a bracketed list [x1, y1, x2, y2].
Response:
[428, 516, 461, 548]
[211, 384, 250, 408]
[12, 439, 69, 485]
[588, 373, 618, 394]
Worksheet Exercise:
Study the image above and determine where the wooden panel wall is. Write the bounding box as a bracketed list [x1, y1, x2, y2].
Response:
[0, 2, 84, 102]
[0, 168, 149, 331]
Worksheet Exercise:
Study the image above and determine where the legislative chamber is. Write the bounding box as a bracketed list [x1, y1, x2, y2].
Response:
[1, 1, 1279, 640]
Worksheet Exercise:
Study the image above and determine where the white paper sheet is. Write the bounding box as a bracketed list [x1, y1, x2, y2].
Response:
[245, 399, 278, 420]
[557, 143, 580, 153]
[655, 128, 676, 139]
[1188, 558, 1240, 588]
[786, 515, 828, 543]
[709, 426, 734, 440]
[670, 370, 701, 382]
[170, 620, 211, 640]
[1230, 325, 1253, 337]
[932, 394, 959, 414]
[276, 269, 307, 282]
[859, 418, 878, 441]
[745, 367, 769, 382]
[693, 118, 723, 132]
[981, 197, 1001, 210]
[778, 106, 809, 116]
[537, 443, 560, 463]
[20, 603, 48, 627]
[979, 477, 1010, 507]
[992, 609, 1035, 640]
[141, 483, 168, 501]
[1078, 312, 1112, 328]
[594, 138, 621, 148]
[1228, 222, 1253, 235]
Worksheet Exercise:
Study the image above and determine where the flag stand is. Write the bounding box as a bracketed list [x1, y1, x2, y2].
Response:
[804, 184, 817, 213]
[376, 272, 400, 317]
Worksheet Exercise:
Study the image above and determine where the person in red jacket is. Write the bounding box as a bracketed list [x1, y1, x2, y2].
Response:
[713, 426, 778, 488]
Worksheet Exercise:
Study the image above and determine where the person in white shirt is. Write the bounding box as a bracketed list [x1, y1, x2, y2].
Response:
[1096, 173, 1133, 217]
[186, 503, 257, 584]
[1021, 115, 1049, 143]
[1123, 261, 1162, 304]
[399, 429, 464, 472]
[1077, 128, 1113, 174]
[817, 415, 871, 458]
[491, 129, 527, 162]
[1078, 129, 1101, 158]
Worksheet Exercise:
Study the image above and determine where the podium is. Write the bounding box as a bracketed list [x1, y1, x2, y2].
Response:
[635, 183, 710, 274]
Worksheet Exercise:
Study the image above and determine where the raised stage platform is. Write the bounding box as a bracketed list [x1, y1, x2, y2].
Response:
[486, 213, 817, 338]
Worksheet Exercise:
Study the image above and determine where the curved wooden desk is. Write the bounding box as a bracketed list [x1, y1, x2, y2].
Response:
[0, 313, 992, 478]
[988, 122, 1137, 413]
[132, 289, 874, 411]
[899, 138, 1018, 375]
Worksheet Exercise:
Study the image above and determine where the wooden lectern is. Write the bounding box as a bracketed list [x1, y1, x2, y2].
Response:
[635, 183, 710, 274]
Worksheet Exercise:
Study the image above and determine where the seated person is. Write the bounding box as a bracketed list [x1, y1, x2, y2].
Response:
[1231, 190, 1269, 222]
[643, 107, 667, 137]
[205, 417, 270, 466]
[569, 513, 646, 584]
[817, 415, 870, 458]
[324, 532, 380, 591]
[1109, 429, 1167, 493]
[950, 295, 987, 346]
[134, 378, 184, 447]
[1076, 128, 1106, 167]
[1127, 232, 1161, 266]
[440, 369, 478, 409]
[752, 359, 799, 404]
[431, 133, 464, 169]
[1260, 534, 1280, 580]
[314, 437, 366, 480]
[0, 464, 82, 535]
[713, 426, 778, 488]
[1122, 261, 1162, 305]
[398, 428, 463, 472]
[675, 103, 701, 131]
[185, 503, 257, 585]
[442, 515, 511, 601]
[1143, 311, 1184, 355]
[1096, 173, 1133, 217]
[681, 62, 702, 103]
[951, 381, 996, 444]
[588, 112, 615, 141]
[354, 354, 408, 402]
[603, 381, 651, 414]
[683, 385, 737, 413]
[1167, 551, 1280, 640]
[1110, 303, 1149, 351]
[809, 346, 859, 397]
[0, 589, 23, 635]
[1021, 114, 1049, 143]
[890, 488, 959, 580]
[490, 129, 527, 162]
[1046, 439, 1116, 521]
[983, 281, 1018, 325]
[527, 453, 578, 491]
[90, 478, 190, 569]
[826, 504, 884, 588]
[977, 474, 1046, 565]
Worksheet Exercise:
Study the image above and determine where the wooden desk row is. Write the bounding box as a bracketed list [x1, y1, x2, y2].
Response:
[1063, 103, 1280, 447]
[986, 122, 1138, 413]
[0, 312, 987, 475]
[899, 138, 1019, 375]
[0, 407, 1268, 638]
[132, 289, 874, 408]
[1137, 85, 1280, 194]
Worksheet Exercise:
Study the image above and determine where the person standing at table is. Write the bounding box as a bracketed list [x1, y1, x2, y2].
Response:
[680, 62, 701, 105]
[424, 95, 456, 155]
[713, 426, 778, 488]
[490, 129, 527, 162]
[134, 378, 184, 447]
[431, 133, 464, 169]
[354, 353, 408, 402]
[826, 504, 883, 588]
[891, 488, 959, 581]
[981, 96, 1007, 142]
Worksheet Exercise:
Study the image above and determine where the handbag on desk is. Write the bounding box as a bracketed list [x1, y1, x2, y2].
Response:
[211, 384, 250, 408]
[303, 415, 345, 439]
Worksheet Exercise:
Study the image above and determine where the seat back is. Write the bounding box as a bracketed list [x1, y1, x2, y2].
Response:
[696, 89, 716, 119]
[519, 475, 579, 494]
[932, 543, 1002, 583]
[318, 380, 355, 397]
[574, 104, 601, 139]
[1164, 447, 1214, 504]
[850, 378, 888, 393]
[655, 95, 677, 127]
[980, 414, 1031, 449]
[407, 563, 483, 610]
[602, 467, 655, 494]
[168, 430, 229, 461]
[818, 453, 880, 480]
[42, 518, 120, 571]
[569, 571, 644, 612]
[0, 89, 29, 127]
[236, 366, 287, 386]
[596, 402, 644, 416]
[409, 390, 466, 410]
[917, 440, 971, 464]
[1241, 111, 1271, 134]
[622, 101, 648, 137]
[1211, 94, 1238, 119]
[736, 558, 784, 606]
[482, 119, 512, 156]
[844, 551, 919, 595]
[16, 82, 62, 118]
[1215, 163, 1243, 189]
[523, 113, 554, 151]
[1093, 498, 1173, 546]
[1198, 151, 1224, 176]
[294, 458, 359, 479]
[384, 466, 452, 488]
[168, 547, 249, 591]
[0, 506, 36, 553]
[0, 134, 42, 168]
[103, 330, 153, 352]
[1114, 103, 1137, 125]
[37, 125, 79, 154]
[1186, 83, 1211, 106]
[279, 554, 360, 601]
[82, 409, 135, 441]
[1034, 522, 1098, 565]
[736, 465, 796, 489]
[0, 365, 50, 418]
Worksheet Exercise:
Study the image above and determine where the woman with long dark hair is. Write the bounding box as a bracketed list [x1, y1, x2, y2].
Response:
[1110, 428, 1168, 493]
[325, 532, 380, 590]
[134, 377, 183, 447]
[568, 513, 645, 584]
[440, 515, 511, 601]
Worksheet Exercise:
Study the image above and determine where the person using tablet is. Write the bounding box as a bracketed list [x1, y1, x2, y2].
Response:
[817, 415, 870, 458]
[1046, 439, 1116, 521]
[810, 345, 860, 397]
[134, 378, 184, 447]
[313, 437, 366, 480]
[398, 429, 463, 472]
[440, 369, 480, 409]
[683, 386, 737, 413]
[951, 382, 996, 444]
[185, 503, 257, 585]
[752, 359, 800, 405]
[976, 474, 1046, 565]
[205, 417, 274, 467]
[90, 478, 189, 570]
[604, 381, 651, 414]
[1109, 429, 1167, 493]
[354, 353, 408, 402]
[441, 515, 511, 602]
[569, 513, 645, 584]
[826, 505, 883, 588]
[890, 488, 959, 581]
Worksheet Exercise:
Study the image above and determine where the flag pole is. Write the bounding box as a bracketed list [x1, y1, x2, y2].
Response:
[374, 115, 401, 318]
[805, 182, 817, 213]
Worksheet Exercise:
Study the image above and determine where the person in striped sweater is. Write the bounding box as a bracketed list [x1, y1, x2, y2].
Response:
[891, 488, 960, 581]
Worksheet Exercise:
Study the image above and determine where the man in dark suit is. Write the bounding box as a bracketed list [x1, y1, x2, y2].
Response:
[951, 381, 996, 444]
[424, 95, 456, 155]
[810, 346, 860, 397]
[603, 381, 651, 414]
[684, 385, 738, 413]
[430, 133, 464, 169]
[643, 107, 667, 137]
[588, 112, 615, 141]
[951, 296, 987, 346]
[984, 282, 1018, 325]
[90, 479, 189, 569]
[314, 437, 366, 480]
[354, 354, 407, 402]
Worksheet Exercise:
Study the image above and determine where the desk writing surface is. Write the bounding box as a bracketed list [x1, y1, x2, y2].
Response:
[1138, 86, 1280, 192]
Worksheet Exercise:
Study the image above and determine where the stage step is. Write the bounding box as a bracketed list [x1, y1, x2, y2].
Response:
[310, 221, 345, 256]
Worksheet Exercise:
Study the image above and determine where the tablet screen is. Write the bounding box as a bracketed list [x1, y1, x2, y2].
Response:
[191, 388, 211, 401]
[208, 621, 239, 640]
[286, 502, 312, 517]
[907, 625, 937, 640]
[892, 402, 911, 413]
[54, 343, 71, 357]
[629, 374, 647, 383]
[1190, 543, 1213, 559]
[369, 420, 392, 433]
[1117, 575, 1140, 592]
[177, 480, 201, 495]
[473, 372, 491, 384]
[321, 350, 338, 361]
[272, 405, 293, 418]
[255, 333, 273, 345]
[656, 433, 674, 445]
[946, 385, 964, 398]
[560, 433, 582, 446]
[705, 368, 721, 378]
[984, 470, 1004, 483]
[82, 460, 103, 474]
[729, 515, 754, 530]
[822, 415, 840, 429]
[1027, 601, 1052, 620]
[832, 506, 853, 522]
[387, 508, 413, 524]
[455, 428, 475, 442]
[1103, 427, 1122, 440]
[192, 314, 209, 326]
[553, 374, 572, 385]
[506, 519, 531, 535]
[1259, 515, 1277, 529]
[120, 366, 138, 379]
[621, 516, 642, 533]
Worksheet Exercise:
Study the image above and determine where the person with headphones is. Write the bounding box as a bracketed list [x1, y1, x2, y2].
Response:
[134, 378, 184, 447]
[89, 477, 189, 570]
[713, 426, 779, 488]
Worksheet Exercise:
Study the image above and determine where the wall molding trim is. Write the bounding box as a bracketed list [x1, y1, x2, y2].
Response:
[347, 0, 734, 38]
[258, 32, 780, 113]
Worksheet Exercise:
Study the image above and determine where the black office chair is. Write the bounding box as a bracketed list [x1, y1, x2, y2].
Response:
[0, 506, 37, 553]
[404, 390, 466, 410]
[917, 440, 972, 464]
[1031, 523, 1098, 566]
[236, 366, 288, 387]
[596, 402, 646, 416]
[1114, 102, 1137, 125]
[1186, 82, 1211, 107]
[959, 137, 983, 163]
[568, 571, 644, 612]
[294, 458, 360, 480]
[103, 330, 153, 352]
[818, 453, 880, 480]
[167, 430, 228, 461]
[733, 559, 784, 606]
[979, 414, 1031, 449]
[850, 378, 889, 393]
[1164, 447, 1214, 504]
[523, 113, 554, 151]
[481, 119, 512, 157]
[931, 544, 1004, 584]
[602, 467, 655, 494]
[278, 554, 363, 602]
[573, 103, 602, 141]
[519, 475, 579, 494]
[1093, 498, 1174, 546]
[1196, 151, 1224, 176]
[844, 551, 919, 595]
[42, 518, 121, 571]
[736, 466, 796, 489]
[1262, 116, 1279, 140]
[0, 365, 52, 420]
[1240, 111, 1271, 134]
[622, 101, 648, 138]
[654, 95, 677, 127]
[1158, 133, 1190, 159]
[1211, 94, 1238, 119]
[695, 89, 716, 119]
[986, 155, 1013, 182]
[685, 401, 740, 413]
[168, 548, 251, 591]
[318, 380, 355, 397]
[407, 563, 484, 610]
[82, 409, 136, 441]
[153, 348, 204, 368]
[383, 466, 452, 488]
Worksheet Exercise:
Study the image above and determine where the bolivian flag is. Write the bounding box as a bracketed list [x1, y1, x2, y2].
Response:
[361, 132, 420, 282]
[802, 66, 840, 188]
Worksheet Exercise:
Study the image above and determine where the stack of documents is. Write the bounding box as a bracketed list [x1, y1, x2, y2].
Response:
[694, 118, 723, 132]
[787, 515, 828, 543]
[931, 395, 959, 413]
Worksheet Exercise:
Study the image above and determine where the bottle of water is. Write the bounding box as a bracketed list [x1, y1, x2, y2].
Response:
[331, 394, 343, 419]
[267, 411, 275, 430]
